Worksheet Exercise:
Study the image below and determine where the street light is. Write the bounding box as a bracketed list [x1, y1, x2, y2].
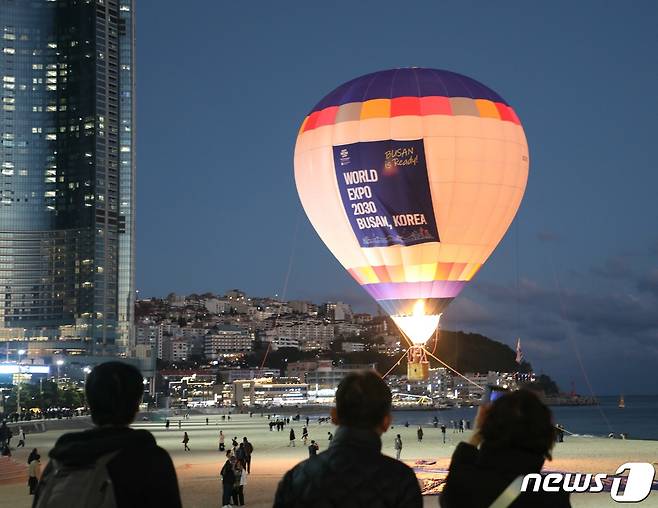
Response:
[56, 359, 64, 383]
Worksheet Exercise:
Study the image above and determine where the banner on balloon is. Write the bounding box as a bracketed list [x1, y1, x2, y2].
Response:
[333, 139, 439, 248]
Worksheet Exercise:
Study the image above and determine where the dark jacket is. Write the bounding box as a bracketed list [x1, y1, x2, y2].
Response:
[440, 442, 571, 508]
[33, 427, 182, 508]
[273, 426, 422, 508]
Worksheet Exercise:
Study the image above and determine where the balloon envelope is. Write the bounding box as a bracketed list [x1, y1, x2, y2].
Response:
[294, 68, 529, 341]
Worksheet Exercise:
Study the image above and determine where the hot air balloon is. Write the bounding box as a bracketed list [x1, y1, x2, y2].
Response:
[294, 68, 528, 380]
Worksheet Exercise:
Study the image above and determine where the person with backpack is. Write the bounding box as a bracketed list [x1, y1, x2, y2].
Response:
[182, 432, 190, 451]
[220, 452, 236, 508]
[33, 362, 182, 508]
[28, 452, 41, 495]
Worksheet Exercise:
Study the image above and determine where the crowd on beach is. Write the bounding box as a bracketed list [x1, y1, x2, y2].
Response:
[5, 361, 575, 508]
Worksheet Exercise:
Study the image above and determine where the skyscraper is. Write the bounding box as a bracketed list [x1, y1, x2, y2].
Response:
[0, 0, 135, 357]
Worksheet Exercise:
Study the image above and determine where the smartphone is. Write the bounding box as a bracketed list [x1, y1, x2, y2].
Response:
[482, 385, 508, 404]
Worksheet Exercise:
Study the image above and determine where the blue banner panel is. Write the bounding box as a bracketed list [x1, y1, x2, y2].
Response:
[333, 139, 439, 248]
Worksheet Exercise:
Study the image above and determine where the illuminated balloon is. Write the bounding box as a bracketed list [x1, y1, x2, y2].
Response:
[294, 68, 528, 379]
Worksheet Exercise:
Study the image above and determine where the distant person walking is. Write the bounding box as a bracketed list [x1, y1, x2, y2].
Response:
[394, 434, 402, 460]
[27, 452, 41, 495]
[441, 424, 447, 443]
[165, 419, 170, 430]
[289, 428, 296, 447]
[17, 427, 26, 448]
[308, 440, 319, 457]
[219, 430, 225, 451]
[236, 443, 246, 465]
[327, 431, 333, 442]
[182, 432, 190, 451]
[302, 426, 309, 445]
[417, 426, 424, 442]
[242, 437, 253, 473]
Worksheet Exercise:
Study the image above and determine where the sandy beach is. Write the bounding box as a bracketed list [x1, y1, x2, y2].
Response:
[1, 413, 656, 507]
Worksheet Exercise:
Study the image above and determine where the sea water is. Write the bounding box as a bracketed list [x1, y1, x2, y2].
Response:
[392, 395, 658, 440]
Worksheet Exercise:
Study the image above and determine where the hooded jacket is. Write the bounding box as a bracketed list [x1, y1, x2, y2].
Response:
[273, 426, 423, 508]
[440, 442, 571, 508]
[33, 427, 182, 508]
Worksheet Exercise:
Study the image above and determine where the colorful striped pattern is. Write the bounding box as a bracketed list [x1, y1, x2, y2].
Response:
[300, 68, 520, 134]
[301, 96, 520, 133]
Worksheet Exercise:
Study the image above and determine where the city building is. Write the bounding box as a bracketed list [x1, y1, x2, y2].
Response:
[162, 338, 190, 363]
[320, 301, 352, 321]
[285, 360, 317, 380]
[341, 341, 366, 353]
[233, 377, 308, 407]
[204, 298, 231, 315]
[218, 367, 280, 383]
[264, 319, 334, 351]
[269, 337, 299, 350]
[305, 360, 376, 390]
[204, 324, 253, 358]
[0, 0, 136, 356]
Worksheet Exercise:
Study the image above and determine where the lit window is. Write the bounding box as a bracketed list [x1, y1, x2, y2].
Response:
[45, 133, 56, 140]
[3, 34, 16, 40]
[3, 48, 15, 54]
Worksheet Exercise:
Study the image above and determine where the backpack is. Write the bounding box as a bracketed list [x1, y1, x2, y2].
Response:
[34, 451, 120, 508]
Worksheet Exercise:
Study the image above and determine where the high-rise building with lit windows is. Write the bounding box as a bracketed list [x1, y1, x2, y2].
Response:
[0, 0, 135, 357]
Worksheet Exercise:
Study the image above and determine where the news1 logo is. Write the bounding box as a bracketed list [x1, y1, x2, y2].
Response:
[521, 463, 656, 503]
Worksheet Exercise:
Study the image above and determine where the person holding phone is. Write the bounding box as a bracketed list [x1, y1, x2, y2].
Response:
[440, 389, 571, 508]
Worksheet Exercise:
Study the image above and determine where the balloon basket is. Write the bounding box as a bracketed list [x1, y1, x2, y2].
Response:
[407, 346, 430, 381]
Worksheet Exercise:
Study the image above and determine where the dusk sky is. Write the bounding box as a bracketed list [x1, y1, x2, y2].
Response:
[135, 2, 658, 394]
